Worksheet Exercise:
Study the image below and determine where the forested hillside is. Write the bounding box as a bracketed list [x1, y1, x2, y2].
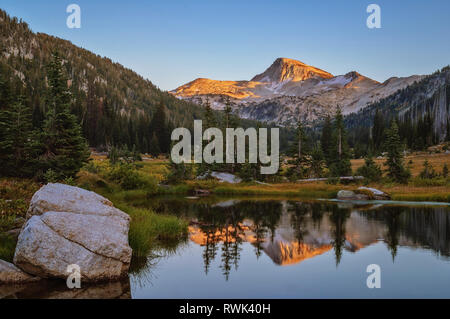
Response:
[345, 66, 450, 154]
[0, 9, 207, 153]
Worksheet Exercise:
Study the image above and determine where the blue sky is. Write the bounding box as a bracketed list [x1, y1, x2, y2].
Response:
[1, 0, 450, 90]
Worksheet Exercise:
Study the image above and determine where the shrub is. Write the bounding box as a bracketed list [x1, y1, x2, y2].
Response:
[0, 234, 17, 262]
[44, 168, 60, 183]
[356, 156, 382, 182]
[419, 160, 437, 179]
[442, 164, 448, 178]
[107, 163, 145, 190]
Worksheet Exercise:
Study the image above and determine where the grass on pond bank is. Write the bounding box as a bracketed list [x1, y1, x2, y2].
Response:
[0, 234, 17, 263]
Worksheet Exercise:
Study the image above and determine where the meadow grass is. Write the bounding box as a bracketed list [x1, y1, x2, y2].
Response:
[351, 152, 450, 177]
[212, 182, 342, 198]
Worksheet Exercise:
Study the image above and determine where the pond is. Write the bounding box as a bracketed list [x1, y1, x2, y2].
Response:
[129, 197, 450, 299]
[2, 197, 450, 299]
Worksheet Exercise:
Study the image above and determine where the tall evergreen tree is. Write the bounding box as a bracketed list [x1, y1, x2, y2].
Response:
[372, 109, 385, 153]
[37, 52, 89, 180]
[329, 108, 352, 177]
[203, 97, 216, 129]
[0, 96, 34, 176]
[321, 115, 333, 166]
[149, 132, 161, 156]
[292, 119, 309, 178]
[385, 120, 410, 183]
[150, 101, 170, 154]
[224, 96, 232, 129]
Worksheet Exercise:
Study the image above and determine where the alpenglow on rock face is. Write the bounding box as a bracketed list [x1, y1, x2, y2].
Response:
[13, 183, 132, 282]
[171, 57, 423, 126]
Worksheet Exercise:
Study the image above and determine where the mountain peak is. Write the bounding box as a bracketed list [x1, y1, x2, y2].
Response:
[251, 58, 334, 83]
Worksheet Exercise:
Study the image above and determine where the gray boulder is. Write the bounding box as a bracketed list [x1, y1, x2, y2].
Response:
[0, 259, 39, 284]
[27, 183, 129, 221]
[13, 183, 132, 282]
[357, 187, 391, 200]
[337, 190, 369, 201]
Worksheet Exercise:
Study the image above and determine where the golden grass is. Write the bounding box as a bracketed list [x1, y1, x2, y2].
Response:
[139, 160, 169, 183]
[212, 182, 346, 198]
[352, 152, 450, 177]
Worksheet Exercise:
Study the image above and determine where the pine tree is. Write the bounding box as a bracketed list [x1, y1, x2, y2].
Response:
[372, 109, 385, 153]
[224, 96, 232, 129]
[0, 97, 34, 176]
[295, 120, 308, 160]
[204, 97, 216, 129]
[321, 115, 333, 166]
[197, 97, 217, 176]
[385, 120, 410, 183]
[356, 154, 382, 182]
[443, 164, 449, 178]
[329, 108, 352, 177]
[293, 119, 309, 178]
[150, 101, 170, 154]
[38, 52, 89, 180]
[309, 145, 325, 178]
[149, 132, 161, 156]
[419, 160, 437, 179]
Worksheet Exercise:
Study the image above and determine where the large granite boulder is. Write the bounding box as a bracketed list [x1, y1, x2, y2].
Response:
[26, 183, 129, 220]
[0, 259, 39, 284]
[13, 183, 132, 282]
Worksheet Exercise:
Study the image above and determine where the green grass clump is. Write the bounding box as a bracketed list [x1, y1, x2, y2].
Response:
[0, 234, 17, 262]
[0, 215, 17, 233]
[116, 203, 188, 258]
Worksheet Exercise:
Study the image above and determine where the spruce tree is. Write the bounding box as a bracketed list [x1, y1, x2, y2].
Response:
[372, 109, 385, 153]
[149, 132, 161, 156]
[309, 145, 325, 178]
[197, 98, 217, 176]
[321, 115, 333, 166]
[293, 119, 309, 178]
[385, 120, 410, 183]
[38, 52, 89, 180]
[150, 101, 170, 154]
[329, 108, 352, 177]
[356, 154, 382, 182]
[0, 97, 34, 176]
[204, 97, 216, 129]
[224, 97, 232, 129]
[443, 164, 449, 178]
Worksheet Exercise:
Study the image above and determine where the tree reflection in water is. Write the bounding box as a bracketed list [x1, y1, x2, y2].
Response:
[134, 197, 450, 281]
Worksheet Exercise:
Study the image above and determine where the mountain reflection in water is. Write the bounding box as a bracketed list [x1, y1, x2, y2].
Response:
[5, 198, 450, 299]
[144, 198, 450, 281]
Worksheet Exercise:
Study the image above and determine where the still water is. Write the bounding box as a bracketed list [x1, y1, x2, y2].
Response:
[2, 197, 450, 299]
[131, 197, 450, 299]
